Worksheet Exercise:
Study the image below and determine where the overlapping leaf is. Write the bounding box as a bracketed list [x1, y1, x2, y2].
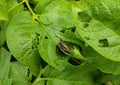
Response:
[38, 24, 68, 70]
[9, 62, 31, 85]
[82, 46, 120, 75]
[76, 11, 120, 61]
[37, 0, 75, 28]
[6, 11, 41, 76]
[34, 64, 99, 85]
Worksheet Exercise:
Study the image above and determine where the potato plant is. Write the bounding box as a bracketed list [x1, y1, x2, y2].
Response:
[0, 0, 120, 85]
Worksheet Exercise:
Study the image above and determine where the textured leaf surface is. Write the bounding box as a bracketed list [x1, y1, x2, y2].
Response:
[39, 0, 75, 28]
[0, 48, 12, 85]
[77, 13, 120, 61]
[36, 64, 99, 85]
[7, 0, 24, 19]
[9, 62, 31, 85]
[6, 11, 41, 76]
[78, 0, 120, 35]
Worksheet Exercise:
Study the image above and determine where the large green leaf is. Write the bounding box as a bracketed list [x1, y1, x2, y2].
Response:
[76, 12, 120, 61]
[6, 11, 41, 76]
[9, 62, 31, 85]
[77, 0, 120, 35]
[38, 0, 75, 28]
[35, 64, 99, 85]
[82, 46, 120, 75]
[0, 48, 12, 85]
[0, 0, 8, 20]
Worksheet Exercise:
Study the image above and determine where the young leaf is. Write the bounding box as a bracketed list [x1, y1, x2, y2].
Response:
[0, 0, 8, 20]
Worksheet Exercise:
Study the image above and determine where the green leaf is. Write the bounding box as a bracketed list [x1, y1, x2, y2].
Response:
[82, 46, 120, 75]
[77, 0, 120, 35]
[55, 29, 85, 48]
[0, 0, 8, 20]
[36, 64, 99, 85]
[6, 11, 41, 76]
[76, 13, 120, 61]
[0, 47, 12, 85]
[0, 22, 7, 47]
[9, 62, 31, 85]
[38, 24, 68, 70]
[39, 0, 75, 28]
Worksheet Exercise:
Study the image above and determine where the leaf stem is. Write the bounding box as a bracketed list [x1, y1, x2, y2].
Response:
[31, 65, 47, 85]
[24, 0, 39, 21]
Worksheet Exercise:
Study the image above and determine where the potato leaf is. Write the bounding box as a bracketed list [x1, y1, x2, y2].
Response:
[35, 64, 99, 85]
[76, 13, 120, 61]
[6, 11, 41, 76]
[9, 62, 31, 85]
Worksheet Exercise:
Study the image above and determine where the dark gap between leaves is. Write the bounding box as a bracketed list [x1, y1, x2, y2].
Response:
[40, 58, 48, 68]
[0, 27, 1, 31]
[27, 68, 30, 77]
[44, 80, 47, 85]
[3, 41, 10, 51]
[68, 58, 81, 66]
[29, 1, 36, 9]
[22, 2, 29, 11]
[70, 27, 76, 32]
[56, 46, 67, 57]
[10, 55, 17, 62]
[84, 37, 90, 40]
[102, 84, 105, 85]
[60, 29, 66, 33]
[83, 23, 89, 28]
[31, 75, 36, 82]
[45, 36, 48, 39]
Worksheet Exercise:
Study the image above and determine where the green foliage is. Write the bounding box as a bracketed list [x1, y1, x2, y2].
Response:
[0, 0, 120, 85]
